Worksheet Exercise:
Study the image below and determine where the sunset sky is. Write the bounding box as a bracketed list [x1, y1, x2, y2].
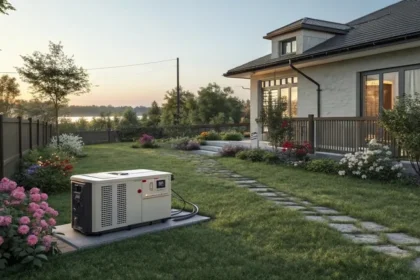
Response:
[0, 0, 397, 107]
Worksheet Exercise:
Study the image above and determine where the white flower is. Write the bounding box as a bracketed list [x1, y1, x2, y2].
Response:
[338, 170, 346, 176]
[384, 157, 390, 161]
[397, 173, 402, 178]
[386, 151, 392, 156]
[369, 166, 374, 171]
[383, 145, 390, 150]
[364, 160, 368, 164]
[375, 167, 381, 172]
[49, 133, 84, 156]
[369, 139, 377, 145]
[374, 150, 382, 155]
[372, 162, 378, 167]
[358, 161, 363, 167]
[361, 174, 367, 179]
[294, 163, 298, 167]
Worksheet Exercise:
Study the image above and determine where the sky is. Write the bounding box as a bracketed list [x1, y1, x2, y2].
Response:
[0, 0, 398, 107]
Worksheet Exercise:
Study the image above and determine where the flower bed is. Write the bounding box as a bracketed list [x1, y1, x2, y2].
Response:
[0, 178, 59, 270]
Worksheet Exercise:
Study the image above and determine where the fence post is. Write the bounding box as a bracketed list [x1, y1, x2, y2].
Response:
[43, 122, 47, 146]
[308, 114, 315, 154]
[29, 118, 33, 150]
[0, 115, 4, 178]
[18, 116, 23, 159]
[49, 124, 53, 141]
[37, 120, 40, 147]
[107, 128, 111, 143]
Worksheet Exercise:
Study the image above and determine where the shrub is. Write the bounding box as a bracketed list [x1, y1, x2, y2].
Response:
[282, 141, 312, 161]
[337, 139, 404, 181]
[220, 145, 247, 157]
[185, 140, 200, 151]
[170, 138, 200, 151]
[139, 134, 159, 148]
[0, 178, 60, 270]
[131, 142, 140, 149]
[14, 150, 74, 194]
[221, 131, 243, 141]
[380, 93, 420, 177]
[304, 159, 339, 174]
[198, 130, 221, 141]
[198, 139, 207, 145]
[49, 134, 84, 157]
[236, 149, 278, 163]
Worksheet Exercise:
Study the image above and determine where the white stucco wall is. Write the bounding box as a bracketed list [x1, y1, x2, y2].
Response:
[298, 46, 420, 117]
[301, 29, 335, 52]
[249, 46, 420, 137]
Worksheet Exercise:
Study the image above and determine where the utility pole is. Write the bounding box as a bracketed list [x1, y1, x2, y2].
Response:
[176, 57, 180, 125]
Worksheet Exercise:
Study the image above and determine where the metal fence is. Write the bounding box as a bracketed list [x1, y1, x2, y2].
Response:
[288, 115, 402, 157]
[0, 116, 53, 178]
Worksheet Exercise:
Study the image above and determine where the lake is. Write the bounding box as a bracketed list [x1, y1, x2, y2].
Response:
[59, 116, 142, 122]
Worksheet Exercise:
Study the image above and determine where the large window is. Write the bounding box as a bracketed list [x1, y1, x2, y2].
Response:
[361, 65, 420, 116]
[281, 38, 297, 55]
[261, 76, 298, 117]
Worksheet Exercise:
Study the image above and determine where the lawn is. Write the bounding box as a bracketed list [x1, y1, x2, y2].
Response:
[4, 143, 420, 279]
[218, 157, 420, 238]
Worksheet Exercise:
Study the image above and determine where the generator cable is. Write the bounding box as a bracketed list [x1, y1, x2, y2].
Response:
[171, 189, 199, 221]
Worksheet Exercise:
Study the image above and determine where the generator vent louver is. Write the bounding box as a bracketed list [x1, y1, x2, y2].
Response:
[101, 185, 113, 227]
[117, 184, 127, 224]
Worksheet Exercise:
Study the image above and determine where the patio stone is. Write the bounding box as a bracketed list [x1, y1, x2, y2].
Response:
[284, 205, 306, 211]
[411, 258, 420, 271]
[328, 223, 361, 233]
[313, 207, 339, 215]
[342, 234, 381, 244]
[300, 201, 312, 206]
[327, 216, 357, 223]
[234, 180, 257, 184]
[367, 245, 412, 258]
[386, 233, 420, 245]
[258, 192, 278, 198]
[360, 222, 390, 232]
[230, 174, 243, 178]
[408, 246, 420, 252]
[248, 188, 270, 192]
[275, 201, 299, 206]
[265, 197, 290, 201]
[304, 216, 327, 223]
[254, 184, 269, 188]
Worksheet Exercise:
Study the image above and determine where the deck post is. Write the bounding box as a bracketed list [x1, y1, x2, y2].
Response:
[308, 114, 315, 154]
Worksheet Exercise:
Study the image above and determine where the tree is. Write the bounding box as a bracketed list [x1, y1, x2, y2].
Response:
[241, 99, 251, 123]
[161, 87, 196, 125]
[0, 0, 14, 15]
[16, 42, 90, 142]
[119, 108, 138, 128]
[0, 75, 20, 116]
[380, 94, 420, 177]
[13, 98, 59, 122]
[144, 101, 161, 127]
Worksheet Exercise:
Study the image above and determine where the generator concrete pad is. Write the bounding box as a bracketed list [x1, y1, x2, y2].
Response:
[54, 210, 210, 250]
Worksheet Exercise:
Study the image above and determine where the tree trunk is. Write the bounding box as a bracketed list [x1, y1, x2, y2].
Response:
[55, 103, 60, 146]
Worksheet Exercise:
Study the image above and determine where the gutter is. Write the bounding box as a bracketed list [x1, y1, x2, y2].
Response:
[289, 60, 321, 117]
[224, 31, 420, 77]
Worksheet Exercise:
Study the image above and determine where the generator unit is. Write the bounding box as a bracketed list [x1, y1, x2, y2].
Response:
[70, 169, 172, 235]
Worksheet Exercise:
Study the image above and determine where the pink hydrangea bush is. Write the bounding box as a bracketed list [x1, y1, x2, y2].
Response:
[0, 178, 60, 270]
[138, 134, 159, 148]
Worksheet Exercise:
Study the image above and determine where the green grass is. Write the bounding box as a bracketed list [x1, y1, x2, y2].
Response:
[218, 157, 420, 238]
[4, 143, 420, 279]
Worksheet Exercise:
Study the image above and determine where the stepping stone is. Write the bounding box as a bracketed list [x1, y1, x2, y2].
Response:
[230, 174, 243, 178]
[300, 201, 312, 206]
[412, 258, 420, 271]
[367, 245, 412, 258]
[235, 180, 257, 184]
[301, 211, 318, 215]
[266, 197, 290, 201]
[328, 223, 361, 233]
[408, 246, 420, 252]
[342, 234, 380, 244]
[275, 201, 299, 206]
[236, 184, 253, 188]
[328, 216, 357, 223]
[304, 216, 327, 223]
[249, 188, 270, 193]
[254, 184, 269, 188]
[284, 205, 306, 211]
[360, 222, 390, 232]
[258, 192, 278, 198]
[386, 233, 420, 245]
[313, 207, 339, 215]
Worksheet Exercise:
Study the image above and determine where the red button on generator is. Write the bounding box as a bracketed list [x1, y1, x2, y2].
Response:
[137, 189, 142, 193]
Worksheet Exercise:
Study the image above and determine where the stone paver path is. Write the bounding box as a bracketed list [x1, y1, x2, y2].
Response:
[173, 151, 420, 271]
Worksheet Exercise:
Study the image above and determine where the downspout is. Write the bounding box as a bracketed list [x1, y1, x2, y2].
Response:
[289, 60, 321, 117]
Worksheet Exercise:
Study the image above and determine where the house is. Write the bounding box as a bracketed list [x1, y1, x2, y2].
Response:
[224, 0, 420, 144]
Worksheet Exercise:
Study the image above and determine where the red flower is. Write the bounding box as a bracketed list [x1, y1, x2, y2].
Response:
[281, 121, 289, 128]
[282, 141, 294, 149]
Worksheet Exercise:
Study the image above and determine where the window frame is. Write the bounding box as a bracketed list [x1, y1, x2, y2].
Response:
[261, 77, 298, 118]
[359, 63, 420, 116]
[280, 37, 297, 56]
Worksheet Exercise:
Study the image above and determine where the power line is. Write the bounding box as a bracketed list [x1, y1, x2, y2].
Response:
[0, 58, 177, 74]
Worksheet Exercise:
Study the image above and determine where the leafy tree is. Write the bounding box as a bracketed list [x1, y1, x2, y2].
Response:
[0, 0, 14, 15]
[144, 101, 161, 127]
[16, 42, 90, 142]
[119, 108, 138, 128]
[241, 99, 250, 123]
[75, 117, 89, 131]
[13, 98, 59, 122]
[0, 75, 20, 116]
[381, 94, 420, 177]
[161, 87, 196, 125]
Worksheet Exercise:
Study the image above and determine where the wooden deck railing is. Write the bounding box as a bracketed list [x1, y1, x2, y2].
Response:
[290, 115, 403, 157]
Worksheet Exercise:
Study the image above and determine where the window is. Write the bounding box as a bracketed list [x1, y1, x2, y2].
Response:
[281, 38, 297, 55]
[361, 65, 420, 116]
[261, 76, 298, 119]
